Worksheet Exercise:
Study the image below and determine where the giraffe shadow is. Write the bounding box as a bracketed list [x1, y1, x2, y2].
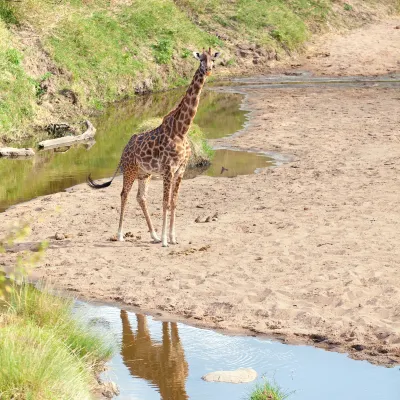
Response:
[4, 240, 74, 253]
[120, 310, 189, 400]
[92, 240, 154, 249]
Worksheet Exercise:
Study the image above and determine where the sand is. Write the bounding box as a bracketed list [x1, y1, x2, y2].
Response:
[299, 17, 400, 76]
[1, 17, 400, 365]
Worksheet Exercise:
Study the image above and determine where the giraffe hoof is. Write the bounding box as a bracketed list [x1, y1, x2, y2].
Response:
[151, 232, 161, 243]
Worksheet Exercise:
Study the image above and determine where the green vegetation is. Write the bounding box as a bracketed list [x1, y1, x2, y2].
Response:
[0, 20, 37, 138]
[0, 0, 398, 140]
[344, 3, 353, 11]
[0, 282, 115, 399]
[249, 378, 293, 400]
[178, 0, 331, 49]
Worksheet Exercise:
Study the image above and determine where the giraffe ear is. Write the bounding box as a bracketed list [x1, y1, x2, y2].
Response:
[212, 52, 220, 60]
[193, 52, 201, 61]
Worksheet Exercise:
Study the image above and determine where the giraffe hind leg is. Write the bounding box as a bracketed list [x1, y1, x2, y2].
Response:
[117, 168, 137, 241]
[137, 175, 161, 243]
[161, 170, 173, 247]
[169, 173, 183, 245]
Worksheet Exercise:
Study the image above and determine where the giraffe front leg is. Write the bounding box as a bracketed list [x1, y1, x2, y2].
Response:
[137, 176, 161, 243]
[161, 171, 173, 247]
[169, 173, 183, 245]
[117, 169, 136, 241]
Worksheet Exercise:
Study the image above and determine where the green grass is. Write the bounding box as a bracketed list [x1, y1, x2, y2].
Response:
[0, 283, 115, 399]
[178, 0, 331, 49]
[137, 117, 214, 167]
[249, 378, 293, 400]
[44, 0, 220, 108]
[0, 20, 37, 138]
[0, 0, 19, 25]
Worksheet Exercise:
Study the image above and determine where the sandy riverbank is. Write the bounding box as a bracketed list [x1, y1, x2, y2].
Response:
[1, 17, 400, 365]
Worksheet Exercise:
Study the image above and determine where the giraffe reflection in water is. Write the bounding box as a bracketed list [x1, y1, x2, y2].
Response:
[120, 310, 189, 400]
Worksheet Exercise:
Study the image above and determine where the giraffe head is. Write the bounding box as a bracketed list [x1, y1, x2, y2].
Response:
[193, 47, 220, 76]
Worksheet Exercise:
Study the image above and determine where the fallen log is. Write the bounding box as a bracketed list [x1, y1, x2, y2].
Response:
[0, 147, 35, 158]
[38, 120, 96, 150]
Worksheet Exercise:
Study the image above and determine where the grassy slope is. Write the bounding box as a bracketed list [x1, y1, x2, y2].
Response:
[0, 283, 114, 399]
[0, 0, 398, 141]
[0, 18, 37, 136]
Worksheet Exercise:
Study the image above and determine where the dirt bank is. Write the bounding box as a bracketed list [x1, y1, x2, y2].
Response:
[299, 17, 400, 76]
[1, 17, 400, 365]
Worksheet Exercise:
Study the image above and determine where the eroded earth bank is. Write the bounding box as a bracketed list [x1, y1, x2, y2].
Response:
[1, 17, 400, 365]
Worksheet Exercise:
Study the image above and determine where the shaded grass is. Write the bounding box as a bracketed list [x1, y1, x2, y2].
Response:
[249, 378, 293, 400]
[0, 283, 115, 399]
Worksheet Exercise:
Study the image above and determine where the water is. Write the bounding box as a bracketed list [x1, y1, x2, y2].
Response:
[0, 89, 274, 212]
[77, 302, 400, 400]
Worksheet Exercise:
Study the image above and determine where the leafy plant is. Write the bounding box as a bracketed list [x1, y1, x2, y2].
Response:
[5, 48, 21, 65]
[152, 38, 174, 64]
[181, 47, 191, 58]
[249, 378, 294, 400]
[29, 72, 52, 99]
[344, 3, 353, 11]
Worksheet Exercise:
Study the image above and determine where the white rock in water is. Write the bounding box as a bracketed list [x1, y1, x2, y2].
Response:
[202, 368, 257, 383]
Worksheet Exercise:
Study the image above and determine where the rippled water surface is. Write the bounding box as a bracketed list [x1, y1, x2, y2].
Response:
[77, 302, 400, 400]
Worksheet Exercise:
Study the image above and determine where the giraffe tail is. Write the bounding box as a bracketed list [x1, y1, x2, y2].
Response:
[87, 161, 121, 189]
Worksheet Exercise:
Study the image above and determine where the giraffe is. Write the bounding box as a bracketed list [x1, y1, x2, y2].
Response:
[120, 310, 189, 400]
[87, 48, 220, 247]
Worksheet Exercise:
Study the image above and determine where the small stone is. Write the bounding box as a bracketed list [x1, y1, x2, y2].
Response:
[55, 232, 65, 240]
[101, 381, 120, 398]
[195, 216, 201, 223]
[205, 216, 211, 223]
[202, 368, 257, 383]
[352, 344, 365, 352]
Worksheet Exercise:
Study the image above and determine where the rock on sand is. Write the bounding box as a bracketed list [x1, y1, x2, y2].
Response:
[202, 368, 257, 383]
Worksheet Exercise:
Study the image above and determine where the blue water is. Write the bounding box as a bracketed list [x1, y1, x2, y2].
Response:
[76, 302, 400, 400]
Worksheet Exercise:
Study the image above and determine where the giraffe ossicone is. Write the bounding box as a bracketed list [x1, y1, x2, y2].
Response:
[88, 48, 220, 247]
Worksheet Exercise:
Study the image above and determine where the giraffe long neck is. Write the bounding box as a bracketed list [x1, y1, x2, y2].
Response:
[172, 67, 206, 137]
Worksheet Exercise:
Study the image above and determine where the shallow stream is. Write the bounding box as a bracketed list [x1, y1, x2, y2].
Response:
[77, 301, 400, 400]
[0, 89, 274, 212]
